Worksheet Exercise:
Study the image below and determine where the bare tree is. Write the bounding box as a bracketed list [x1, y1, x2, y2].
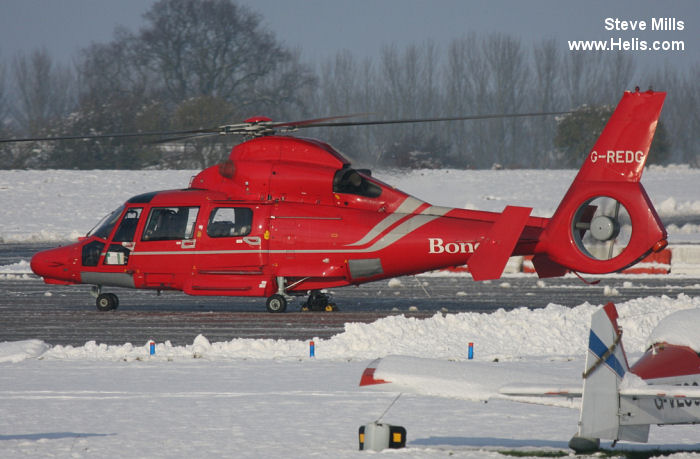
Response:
[77, 27, 152, 104]
[252, 48, 317, 119]
[600, 52, 636, 103]
[0, 53, 6, 125]
[444, 34, 488, 167]
[12, 49, 75, 136]
[481, 34, 530, 167]
[62, 0, 315, 169]
[649, 65, 699, 166]
[170, 95, 236, 168]
[531, 38, 562, 167]
[140, 0, 289, 107]
[377, 41, 446, 167]
[561, 51, 614, 107]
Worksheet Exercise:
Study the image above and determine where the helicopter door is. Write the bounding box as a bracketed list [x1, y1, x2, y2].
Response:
[80, 206, 144, 289]
[135, 206, 200, 290]
[188, 205, 270, 295]
[103, 207, 143, 266]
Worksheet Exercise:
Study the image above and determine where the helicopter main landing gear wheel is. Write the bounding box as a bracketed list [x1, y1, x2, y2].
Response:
[266, 294, 288, 313]
[96, 293, 119, 311]
[300, 291, 338, 312]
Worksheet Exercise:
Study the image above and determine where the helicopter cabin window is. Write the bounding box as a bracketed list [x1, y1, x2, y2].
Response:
[207, 207, 253, 238]
[142, 207, 199, 241]
[333, 168, 381, 198]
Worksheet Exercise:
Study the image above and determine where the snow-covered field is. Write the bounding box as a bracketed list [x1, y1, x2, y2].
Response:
[1, 167, 699, 458]
[1, 166, 699, 243]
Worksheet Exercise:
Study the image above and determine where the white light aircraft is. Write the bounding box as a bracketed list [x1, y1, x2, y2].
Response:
[359, 303, 700, 453]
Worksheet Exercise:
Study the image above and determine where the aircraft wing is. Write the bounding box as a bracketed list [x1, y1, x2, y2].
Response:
[360, 355, 580, 407]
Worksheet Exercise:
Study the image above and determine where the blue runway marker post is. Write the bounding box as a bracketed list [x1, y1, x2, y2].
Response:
[468, 342, 474, 360]
[149, 340, 156, 356]
[310, 340, 315, 358]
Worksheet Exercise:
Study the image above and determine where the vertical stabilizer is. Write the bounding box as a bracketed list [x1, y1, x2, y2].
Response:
[575, 303, 634, 442]
[535, 91, 667, 276]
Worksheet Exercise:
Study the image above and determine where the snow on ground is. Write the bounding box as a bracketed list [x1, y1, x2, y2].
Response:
[0, 167, 699, 457]
[1, 166, 699, 243]
[1, 295, 699, 458]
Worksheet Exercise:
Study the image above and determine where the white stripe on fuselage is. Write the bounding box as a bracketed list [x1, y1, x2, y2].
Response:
[346, 196, 425, 246]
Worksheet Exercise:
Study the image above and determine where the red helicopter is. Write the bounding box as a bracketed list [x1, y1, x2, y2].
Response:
[21, 90, 667, 312]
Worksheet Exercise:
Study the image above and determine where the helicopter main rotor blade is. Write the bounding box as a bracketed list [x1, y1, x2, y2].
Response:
[0, 110, 570, 144]
[287, 111, 572, 129]
[267, 113, 374, 130]
[0, 128, 219, 144]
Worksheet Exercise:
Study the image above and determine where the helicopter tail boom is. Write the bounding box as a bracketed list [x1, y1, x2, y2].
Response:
[533, 90, 667, 276]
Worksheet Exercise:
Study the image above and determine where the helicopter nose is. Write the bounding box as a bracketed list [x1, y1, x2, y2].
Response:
[31, 245, 79, 283]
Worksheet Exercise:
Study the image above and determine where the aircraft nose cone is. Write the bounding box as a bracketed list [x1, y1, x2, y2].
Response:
[31, 245, 78, 282]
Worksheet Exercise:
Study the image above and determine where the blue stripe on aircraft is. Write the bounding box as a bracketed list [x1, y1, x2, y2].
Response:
[588, 330, 626, 378]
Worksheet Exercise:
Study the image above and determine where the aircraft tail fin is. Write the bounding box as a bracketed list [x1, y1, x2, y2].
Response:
[533, 91, 667, 277]
[574, 302, 649, 445]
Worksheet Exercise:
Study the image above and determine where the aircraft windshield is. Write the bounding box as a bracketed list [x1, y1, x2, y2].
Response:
[87, 205, 125, 239]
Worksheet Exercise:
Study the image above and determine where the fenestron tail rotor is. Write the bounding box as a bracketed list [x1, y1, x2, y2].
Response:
[572, 196, 631, 261]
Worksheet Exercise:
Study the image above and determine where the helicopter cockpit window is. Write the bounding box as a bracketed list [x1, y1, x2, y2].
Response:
[112, 208, 143, 242]
[333, 168, 382, 198]
[103, 207, 144, 265]
[142, 207, 199, 241]
[88, 205, 125, 240]
[207, 207, 253, 238]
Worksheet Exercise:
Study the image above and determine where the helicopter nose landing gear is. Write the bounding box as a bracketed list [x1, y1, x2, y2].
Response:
[300, 290, 338, 312]
[96, 293, 119, 311]
[91, 285, 119, 311]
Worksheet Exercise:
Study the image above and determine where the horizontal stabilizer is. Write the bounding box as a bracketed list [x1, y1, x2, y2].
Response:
[468, 205, 532, 281]
[620, 384, 700, 400]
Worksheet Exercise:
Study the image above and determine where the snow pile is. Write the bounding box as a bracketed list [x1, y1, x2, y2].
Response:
[38, 335, 310, 362]
[329, 294, 699, 361]
[647, 308, 700, 351]
[0, 339, 49, 363]
[0, 260, 34, 279]
[3, 294, 697, 364]
[656, 197, 700, 217]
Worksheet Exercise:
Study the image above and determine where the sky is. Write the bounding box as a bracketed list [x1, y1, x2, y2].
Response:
[0, 0, 697, 74]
